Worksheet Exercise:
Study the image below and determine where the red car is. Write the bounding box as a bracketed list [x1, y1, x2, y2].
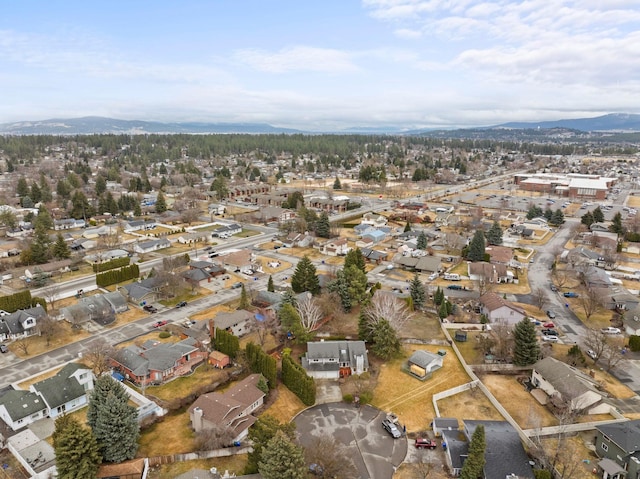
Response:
[415, 438, 437, 449]
[543, 322, 555, 329]
[152, 320, 168, 328]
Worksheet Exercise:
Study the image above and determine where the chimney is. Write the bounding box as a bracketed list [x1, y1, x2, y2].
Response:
[209, 319, 215, 338]
[192, 407, 203, 432]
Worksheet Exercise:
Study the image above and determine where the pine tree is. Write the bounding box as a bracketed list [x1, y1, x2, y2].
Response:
[16, 177, 29, 198]
[258, 430, 307, 479]
[551, 208, 565, 226]
[238, 284, 250, 309]
[53, 415, 101, 479]
[315, 212, 331, 238]
[88, 375, 139, 463]
[247, 416, 297, 474]
[53, 233, 71, 259]
[404, 221, 412, 233]
[344, 248, 366, 273]
[278, 303, 303, 339]
[486, 221, 503, 246]
[328, 269, 352, 312]
[155, 191, 167, 213]
[460, 424, 486, 479]
[291, 256, 320, 295]
[581, 211, 594, 227]
[267, 275, 275, 292]
[433, 286, 444, 306]
[28, 222, 52, 264]
[467, 230, 486, 262]
[371, 319, 401, 359]
[610, 212, 625, 235]
[417, 230, 427, 250]
[592, 206, 605, 223]
[133, 202, 142, 217]
[409, 273, 426, 310]
[438, 300, 449, 320]
[513, 317, 540, 366]
[333, 177, 342, 190]
[344, 264, 369, 306]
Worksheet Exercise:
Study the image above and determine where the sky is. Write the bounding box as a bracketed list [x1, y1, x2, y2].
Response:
[1, 0, 639, 130]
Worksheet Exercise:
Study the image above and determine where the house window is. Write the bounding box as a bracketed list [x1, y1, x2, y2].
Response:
[603, 434, 611, 442]
[601, 443, 609, 452]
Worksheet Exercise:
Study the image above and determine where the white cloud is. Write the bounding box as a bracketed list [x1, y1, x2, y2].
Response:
[233, 46, 358, 73]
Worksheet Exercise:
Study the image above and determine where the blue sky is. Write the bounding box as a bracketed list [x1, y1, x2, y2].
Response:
[1, 1, 639, 129]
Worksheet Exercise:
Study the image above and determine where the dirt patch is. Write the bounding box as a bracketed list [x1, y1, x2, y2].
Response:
[393, 462, 449, 479]
[437, 387, 503, 421]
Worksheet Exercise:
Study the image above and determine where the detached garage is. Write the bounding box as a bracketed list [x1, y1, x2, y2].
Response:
[407, 350, 443, 380]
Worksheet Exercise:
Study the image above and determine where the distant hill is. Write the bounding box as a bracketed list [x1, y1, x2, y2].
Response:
[0, 116, 304, 135]
[494, 113, 640, 132]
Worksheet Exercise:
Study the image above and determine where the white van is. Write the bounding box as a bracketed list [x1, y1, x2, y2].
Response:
[428, 272, 438, 281]
[444, 273, 460, 281]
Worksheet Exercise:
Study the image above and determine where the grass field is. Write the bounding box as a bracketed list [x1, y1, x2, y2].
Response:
[436, 387, 503, 421]
[138, 410, 196, 457]
[148, 455, 248, 479]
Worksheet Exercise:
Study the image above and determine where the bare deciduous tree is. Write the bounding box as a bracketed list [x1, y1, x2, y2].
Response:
[490, 320, 514, 362]
[295, 295, 323, 333]
[552, 269, 568, 289]
[37, 315, 58, 347]
[42, 283, 62, 315]
[533, 287, 548, 311]
[304, 434, 359, 479]
[83, 339, 115, 376]
[254, 308, 277, 347]
[15, 336, 30, 356]
[195, 423, 236, 450]
[363, 291, 415, 335]
[580, 287, 602, 321]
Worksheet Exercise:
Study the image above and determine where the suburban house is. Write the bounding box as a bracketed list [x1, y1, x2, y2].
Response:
[82, 224, 119, 239]
[486, 246, 513, 265]
[407, 350, 443, 379]
[103, 291, 129, 314]
[29, 363, 95, 420]
[211, 310, 254, 337]
[361, 213, 387, 228]
[282, 232, 313, 248]
[301, 340, 368, 379]
[360, 229, 387, 245]
[590, 222, 611, 233]
[177, 231, 209, 245]
[468, 262, 513, 284]
[432, 417, 459, 438]
[360, 247, 388, 264]
[594, 420, 640, 479]
[208, 203, 226, 216]
[133, 238, 171, 254]
[119, 277, 164, 305]
[208, 350, 230, 369]
[53, 218, 86, 230]
[110, 337, 207, 386]
[531, 357, 610, 414]
[256, 206, 295, 224]
[211, 223, 242, 238]
[61, 294, 119, 327]
[188, 374, 266, 443]
[320, 237, 350, 256]
[479, 292, 526, 325]
[182, 260, 226, 287]
[353, 223, 376, 237]
[124, 219, 156, 233]
[0, 305, 46, 342]
[220, 249, 261, 275]
[84, 249, 129, 264]
[25, 259, 72, 279]
[394, 255, 442, 274]
[0, 389, 48, 431]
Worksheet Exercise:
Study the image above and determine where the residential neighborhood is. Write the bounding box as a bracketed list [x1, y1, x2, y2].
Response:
[1, 132, 640, 479]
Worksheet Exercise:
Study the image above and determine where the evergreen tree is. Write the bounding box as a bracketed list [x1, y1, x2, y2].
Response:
[155, 191, 167, 213]
[333, 177, 342, 189]
[610, 212, 625, 235]
[133, 202, 142, 217]
[485, 221, 503, 246]
[39, 174, 53, 203]
[279, 303, 303, 338]
[592, 206, 605, 223]
[88, 375, 139, 463]
[258, 430, 306, 479]
[20, 195, 34, 208]
[371, 319, 401, 359]
[95, 175, 107, 196]
[416, 230, 428, 250]
[210, 176, 229, 200]
[404, 221, 412, 233]
[267, 275, 275, 292]
[343, 264, 369, 306]
[409, 273, 426, 310]
[315, 212, 331, 238]
[438, 300, 449, 320]
[551, 208, 565, 226]
[238, 284, 250, 309]
[526, 205, 543, 220]
[16, 177, 29, 198]
[35, 205, 54, 230]
[53, 415, 101, 479]
[28, 222, 52, 264]
[53, 233, 71, 259]
[543, 207, 553, 221]
[433, 286, 444, 306]
[30, 182, 42, 203]
[291, 256, 320, 295]
[513, 317, 540, 366]
[467, 230, 486, 262]
[247, 415, 297, 472]
[328, 269, 352, 312]
[69, 190, 93, 219]
[460, 424, 486, 479]
[581, 211, 594, 227]
[344, 248, 366, 273]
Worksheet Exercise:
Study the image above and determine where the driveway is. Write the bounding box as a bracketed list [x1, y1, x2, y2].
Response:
[294, 403, 407, 479]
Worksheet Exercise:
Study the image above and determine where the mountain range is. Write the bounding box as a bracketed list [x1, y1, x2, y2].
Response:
[0, 113, 639, 135]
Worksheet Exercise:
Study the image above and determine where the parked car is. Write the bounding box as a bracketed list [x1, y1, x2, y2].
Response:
[415, 438, 437, 449]
[447, 285, 463, 290]
[542, 335, 559, 342]
[203, 246, 213, 251]
[232, 282, 243, 289]
[601, 327, 621, 334]
[0, 344, 8, 353]
[586, 349, 598, 359]
[382, 418, 402, 439]
[563, 292, 579, 298]
[543, 322, 555, 328]
[541, 329, 558, 336]
[152, 320, 168, 328]
[176, 301, 188, 308]
[545, 310, 556, 319]
[550, 284, 558, 292]
[143, 304, 158, 313]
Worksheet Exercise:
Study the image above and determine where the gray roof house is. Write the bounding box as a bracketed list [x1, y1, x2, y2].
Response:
[432, 417, 458, 438]
[301, 340, 369, 379]
[594, 420, 640, 479]
[212, 310, 254, 337]
[407, 350, 443, 379]
[103, 290, 129, 313]
[30, 363, 95, 419]
[60, 294, 116, 327]
[0, 389, 48, 431]
[0, 305, 46, 342]
[133, 238, 171, 254]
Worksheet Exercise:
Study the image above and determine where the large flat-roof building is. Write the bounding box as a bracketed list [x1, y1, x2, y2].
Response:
[514, 173, 615, 200]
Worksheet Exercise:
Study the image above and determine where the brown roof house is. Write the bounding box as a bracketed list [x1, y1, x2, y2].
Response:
[189, 374, 266, 443]
[220, 249, 262, 275]
[479, 292, 526, 325]
[468, 262, 513, 284]
[486, 246, 513, 265]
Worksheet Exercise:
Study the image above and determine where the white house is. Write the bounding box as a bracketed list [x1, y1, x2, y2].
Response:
[212, 310, 254, 337]
[53, 218, 86, 230]
[31, 363, 95, 419]
[0, 305, 46, 342]
[124, 219, 156, 233]
[301, 340, 368, 379]
[133, 238, 171, 254]
[361, 212, 387, 228]
[479, 292, 526, 325]
[320, 237, 350, 256]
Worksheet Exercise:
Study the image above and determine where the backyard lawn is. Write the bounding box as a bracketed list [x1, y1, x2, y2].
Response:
[138, 410, 196, 457]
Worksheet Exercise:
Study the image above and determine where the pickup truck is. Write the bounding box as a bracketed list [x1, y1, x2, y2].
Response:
[415, 438, 437, 449]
